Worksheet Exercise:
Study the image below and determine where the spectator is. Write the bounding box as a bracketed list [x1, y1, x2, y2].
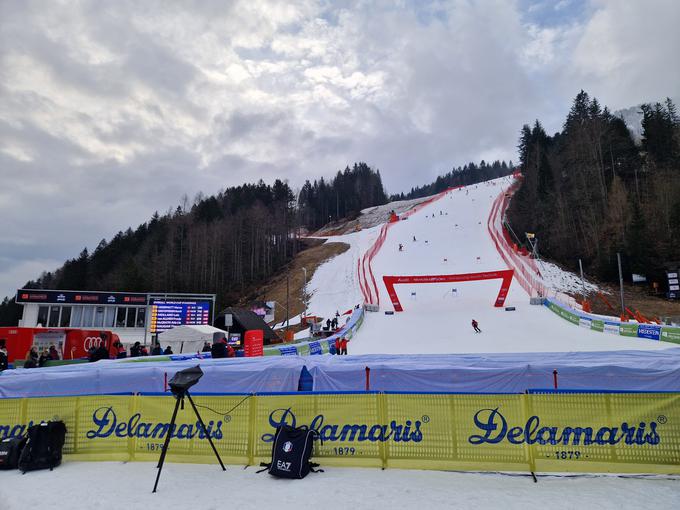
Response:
[201, 341, 211, 352]
[163, 346, 173, 355]
[211, 338, 228, 359]
[152, 343, 162, 356]
[24, 346, 39, 368]
[96, 342, 109, 361]
[334, 337, 341, 355]
[226, 344, 235, 358]
[115, 341, 127, 359]
[130, 341, 142, 357]
[39, 348, 51, 367]
[48, 345, 60, 360]
[0, 339, 8, 371]
[340, 337, 349, 355]
[140, 345, 149, 356]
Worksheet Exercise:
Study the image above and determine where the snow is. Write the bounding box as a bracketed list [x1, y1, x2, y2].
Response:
[537, 259, 599, 296]
[1, 461, 677, 510]
[305, 177, 673, 355]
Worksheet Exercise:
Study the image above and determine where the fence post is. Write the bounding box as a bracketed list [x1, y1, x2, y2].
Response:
[377, 392, 388, 470]
[247, 394, 258, 466]
[521, 391, 538, 482]
[553, 369, 558, 390]
[365, 367, 371, 391]
[128, 393, 139, 461]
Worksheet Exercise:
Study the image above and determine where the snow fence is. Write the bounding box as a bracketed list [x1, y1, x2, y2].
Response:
[1, 391, 678, 474]
[544, 297, 680, 345]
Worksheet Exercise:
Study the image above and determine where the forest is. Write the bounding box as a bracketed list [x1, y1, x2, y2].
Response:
[507, 91, 680, 286]
[390, 160, 513, 201]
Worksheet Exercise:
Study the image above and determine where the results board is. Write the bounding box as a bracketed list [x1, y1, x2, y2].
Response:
[149, 300, 211, 333]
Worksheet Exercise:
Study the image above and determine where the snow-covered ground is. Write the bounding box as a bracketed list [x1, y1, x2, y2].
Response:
[1, 461, 677, 510]
[305, 177, 673, 354]
[537, 259, 599, 296]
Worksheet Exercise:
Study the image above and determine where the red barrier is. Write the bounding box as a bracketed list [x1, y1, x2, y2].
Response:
[383, 269, 514, 312]
[487, 180, 547, 298]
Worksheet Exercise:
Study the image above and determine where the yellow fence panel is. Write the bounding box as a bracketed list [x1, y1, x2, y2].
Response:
[1, 392, 678, 474]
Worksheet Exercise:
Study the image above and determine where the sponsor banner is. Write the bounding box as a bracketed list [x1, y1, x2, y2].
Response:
[546, 301, 579, 325]
[16, 289, 147, 305]
[278, 346, 298, 356]
[603, 322, 620, 335]
[590, 320, 604, 332]
[578, 317, 592, 329]
[309, 342, 322, 355]
[619, 323, 639, 337]
[660, 328, 680, 344]
[1, 393, 678, 474]
[637, 324, 661, 341]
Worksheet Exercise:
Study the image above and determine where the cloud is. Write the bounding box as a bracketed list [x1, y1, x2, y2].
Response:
[0, 0, 678, 299]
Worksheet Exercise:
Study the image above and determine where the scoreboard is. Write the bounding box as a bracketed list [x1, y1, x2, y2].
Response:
[149, 300, 211, 333]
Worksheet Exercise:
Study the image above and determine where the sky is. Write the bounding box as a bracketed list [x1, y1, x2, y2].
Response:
[1, 0, 679, 300]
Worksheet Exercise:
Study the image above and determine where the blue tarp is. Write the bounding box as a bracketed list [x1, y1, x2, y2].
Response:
[3, 348, 679, 397]
[0, 356, 306, 398]
[306, 349, 680, 392]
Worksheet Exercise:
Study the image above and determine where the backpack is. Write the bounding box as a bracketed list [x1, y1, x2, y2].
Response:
[0, 436, 27, 470]
[258, 425, 322, 479]
[18, 421, 67, 473]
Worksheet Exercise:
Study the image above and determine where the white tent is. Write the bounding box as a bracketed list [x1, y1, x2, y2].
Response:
[157, 325, 227, 354]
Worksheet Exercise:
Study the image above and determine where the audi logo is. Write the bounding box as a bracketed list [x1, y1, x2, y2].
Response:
[83, 336, 104, 350]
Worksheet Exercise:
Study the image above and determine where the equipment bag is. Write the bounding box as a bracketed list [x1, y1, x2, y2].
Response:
[0, 437, 27, 470]
[18, 421, 67, 473]
[258, 425, 322, 479]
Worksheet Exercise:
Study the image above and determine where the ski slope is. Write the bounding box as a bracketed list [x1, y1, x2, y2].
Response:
[307, 177, 673, 354]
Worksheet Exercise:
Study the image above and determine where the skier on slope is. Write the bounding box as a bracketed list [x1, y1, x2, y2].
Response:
[399, 243, 403, 251]
[471, 319, 482, 333]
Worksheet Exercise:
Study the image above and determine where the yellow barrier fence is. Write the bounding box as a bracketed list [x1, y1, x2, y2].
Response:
[1, 392, 678, 474]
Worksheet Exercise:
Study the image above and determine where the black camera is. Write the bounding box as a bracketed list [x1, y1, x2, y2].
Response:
[168, 365, 203, 397]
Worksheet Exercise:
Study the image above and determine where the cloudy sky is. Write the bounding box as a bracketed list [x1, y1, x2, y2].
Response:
[1, 0, 678, 299]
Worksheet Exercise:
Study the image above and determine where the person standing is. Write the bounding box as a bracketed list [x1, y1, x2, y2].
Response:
[24, 346, 39, 368]
[334, 337, 341, 355]
[130, 341, 142, 357]
[115, 341, 127, 359]
[471, 319, 481, 333]
[340, 336, 349, 355]
[39, 348, 51, 367]
[211, 338, 228, 359]
[0, 339, 9, 371]
[48, 345, 60, 360]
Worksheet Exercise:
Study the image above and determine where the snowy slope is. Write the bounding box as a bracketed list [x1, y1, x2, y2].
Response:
[307, 177, 673, 354]
[1, 461, 678, 510]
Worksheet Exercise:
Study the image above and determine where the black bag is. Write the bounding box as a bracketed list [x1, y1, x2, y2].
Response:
[18, 421, 67, 473]
[259, 425, 322, 479]
[0, 436, 27, 470]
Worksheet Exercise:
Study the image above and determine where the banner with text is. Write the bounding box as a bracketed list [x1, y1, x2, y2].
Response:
[1, 392, 678, 474]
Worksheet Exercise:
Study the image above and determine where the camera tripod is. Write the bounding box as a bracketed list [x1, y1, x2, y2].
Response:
[152, 389, 226, 493]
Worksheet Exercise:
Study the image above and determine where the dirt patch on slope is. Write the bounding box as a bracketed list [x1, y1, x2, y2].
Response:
[589, 283, 680, 323]
[238, 239, 350, 328]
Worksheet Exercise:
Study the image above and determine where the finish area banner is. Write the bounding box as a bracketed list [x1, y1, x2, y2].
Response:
[383, 269, 514, 312]
[1, 392, 678, 474]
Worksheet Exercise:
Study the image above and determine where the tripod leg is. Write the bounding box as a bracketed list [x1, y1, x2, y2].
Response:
[153, 396, 182, 493]
[186, 393, 226, 471]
